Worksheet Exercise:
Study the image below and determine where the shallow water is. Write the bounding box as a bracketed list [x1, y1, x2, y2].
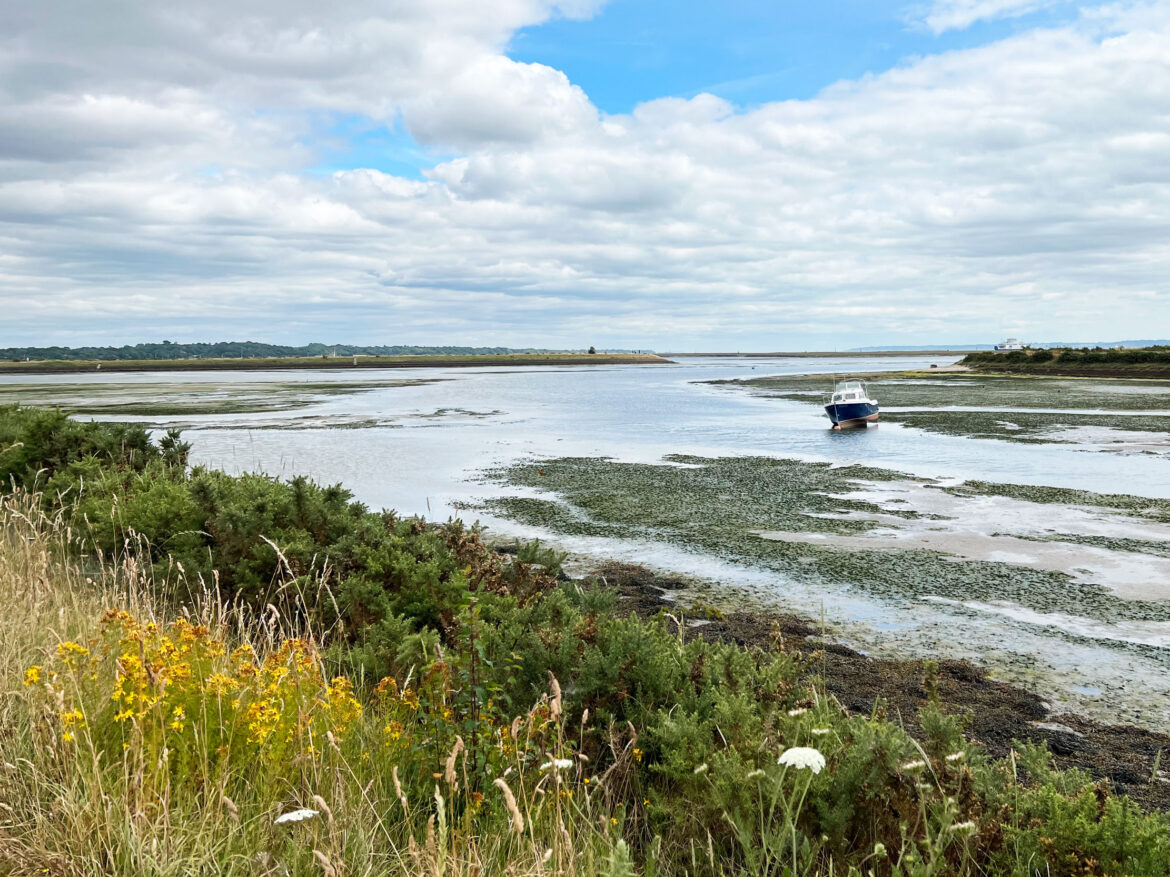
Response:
[6, 356, 1170, 727]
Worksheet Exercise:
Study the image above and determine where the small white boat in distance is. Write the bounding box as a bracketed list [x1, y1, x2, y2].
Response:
[825, 379, 879, 429]
[995, 338, 1024, 351]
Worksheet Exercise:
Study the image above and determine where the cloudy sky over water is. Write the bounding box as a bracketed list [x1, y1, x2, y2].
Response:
[0, 1, 1167, 350]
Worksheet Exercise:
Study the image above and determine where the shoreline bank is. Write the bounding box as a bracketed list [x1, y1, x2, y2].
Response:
[0, 352, 672, 375]
[590, 560, 1170, 811]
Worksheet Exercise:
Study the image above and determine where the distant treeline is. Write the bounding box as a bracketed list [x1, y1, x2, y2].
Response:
[1, 341, 562, 362]
[962, 346, 1170, 368]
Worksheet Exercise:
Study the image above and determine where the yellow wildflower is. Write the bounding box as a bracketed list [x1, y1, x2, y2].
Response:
[23, 665, 41, 687]
[56, 641, 90, 664]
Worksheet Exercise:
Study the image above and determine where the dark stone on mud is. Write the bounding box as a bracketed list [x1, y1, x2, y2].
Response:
[1041, 729, 1096, 757]
[587, 560, 1170, 812]
[820, 643, 860, 658]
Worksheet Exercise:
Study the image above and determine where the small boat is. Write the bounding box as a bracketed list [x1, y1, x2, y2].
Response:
[995, 338, 1024, 351]
[825, 378, 879, 429]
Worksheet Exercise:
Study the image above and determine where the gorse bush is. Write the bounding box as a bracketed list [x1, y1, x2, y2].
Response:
[3, 406, 1170, 875]
[0, 404, 158, 490]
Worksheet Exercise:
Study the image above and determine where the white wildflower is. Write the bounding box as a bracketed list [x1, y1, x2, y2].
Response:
[274, 808, 319, 825]
[787, 708, 808, 717]
[746, 769, 766, 780]
[873, 842, 887, 858]
[540, 758, 574, 771]
[949, 821, 977, 833]
[900, 759, 927, 771]
[693, 763, 709, 775]
[777, 747, 826, 774]
[811, 728, 831, 736]
[945, 752, 965, 762]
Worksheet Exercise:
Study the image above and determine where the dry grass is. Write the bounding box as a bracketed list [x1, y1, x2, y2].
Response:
[0, 492, 631, 876]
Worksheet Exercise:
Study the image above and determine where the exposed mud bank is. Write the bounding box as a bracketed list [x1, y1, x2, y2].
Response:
[481, 454, 1170, 732]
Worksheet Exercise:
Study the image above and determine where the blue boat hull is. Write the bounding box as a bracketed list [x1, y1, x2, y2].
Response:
[825, 401, 879, 428]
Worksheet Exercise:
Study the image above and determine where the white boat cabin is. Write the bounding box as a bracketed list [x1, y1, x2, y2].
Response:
[829, 379, 873, 405]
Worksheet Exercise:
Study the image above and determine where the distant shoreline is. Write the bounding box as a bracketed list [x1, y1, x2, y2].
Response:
[0, 352, 673, 375]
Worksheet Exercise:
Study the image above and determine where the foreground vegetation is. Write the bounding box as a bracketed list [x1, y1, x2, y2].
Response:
[2, 405, 1168, 875]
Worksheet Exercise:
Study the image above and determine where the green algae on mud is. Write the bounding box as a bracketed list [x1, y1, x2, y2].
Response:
[881, 410, 1170, 443]
[714, 371, 1170, 411]
[946, 480, 1170, 523]
[481, 455, 1170, 627]
[0, 377, 443, 416]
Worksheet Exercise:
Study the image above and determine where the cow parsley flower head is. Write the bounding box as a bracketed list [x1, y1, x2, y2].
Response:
[777, 747, 825, 774]
[274, 808, 319, 825]
[786, 708, 808, 717]
[945, 752, 965, 762]
[540, 758, 574, 771]
[811, 728, 831, 736]
[900, 759, 927, 771]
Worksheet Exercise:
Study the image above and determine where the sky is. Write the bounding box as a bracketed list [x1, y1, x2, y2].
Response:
[0, 0, 1167, 351]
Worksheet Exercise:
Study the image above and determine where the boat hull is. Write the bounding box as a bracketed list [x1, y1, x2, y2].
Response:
[825, 401, 879, 428]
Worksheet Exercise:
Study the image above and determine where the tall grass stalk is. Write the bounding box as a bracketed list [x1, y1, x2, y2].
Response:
[0, 491, 624, 876]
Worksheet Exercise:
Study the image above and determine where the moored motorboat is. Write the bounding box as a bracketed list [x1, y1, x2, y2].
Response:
[825, 378, 879, 429]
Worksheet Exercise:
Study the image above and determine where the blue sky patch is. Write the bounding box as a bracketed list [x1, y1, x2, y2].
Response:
[509, 0, 1080, 112]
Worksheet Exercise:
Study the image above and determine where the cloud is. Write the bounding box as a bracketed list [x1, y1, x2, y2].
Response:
[916, 0, 1065, 34]
[0, 2, 1168, 349]
[404, 57, 597, 150]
